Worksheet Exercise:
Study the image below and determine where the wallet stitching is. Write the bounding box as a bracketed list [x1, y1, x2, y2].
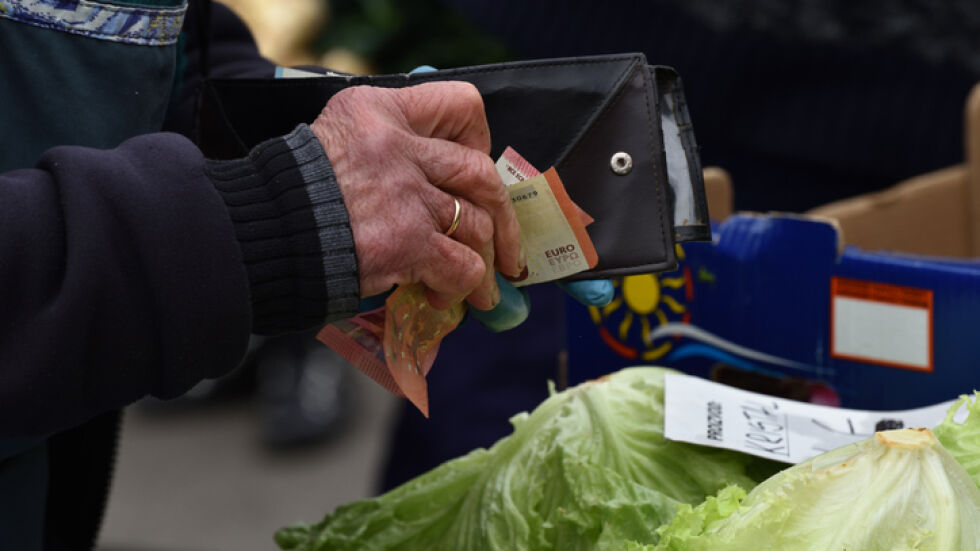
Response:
[674, 98, 708, 227]
[573, 260, 677, 280]
[656, 69, 709, 238]
[640, 67, 671, 265]
[369, 57, 639, 85]
[202, 54, 680, 272]
[558, 63, 670, 271]
[207, 57, 641, 156]
[208, 56, 644, 89]
[553, 61, 637, 167]
[669, 79, 710, 230]
[559, 65, 634, 166]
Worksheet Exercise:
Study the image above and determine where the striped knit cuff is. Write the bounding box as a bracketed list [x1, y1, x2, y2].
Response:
[205, 124, 360, 334]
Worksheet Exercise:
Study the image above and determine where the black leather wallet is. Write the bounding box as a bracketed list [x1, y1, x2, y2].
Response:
[196, 53, 710, 278]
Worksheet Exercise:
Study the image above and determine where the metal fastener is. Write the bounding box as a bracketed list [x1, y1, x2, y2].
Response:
[610, 152, 633, 175]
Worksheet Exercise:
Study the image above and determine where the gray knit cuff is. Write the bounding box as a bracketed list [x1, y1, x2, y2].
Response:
[206, 124, 360, 334]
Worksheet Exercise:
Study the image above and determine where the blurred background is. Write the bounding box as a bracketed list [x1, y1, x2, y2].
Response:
[97, 1, 511, 550]
[98, 0, 980, 549]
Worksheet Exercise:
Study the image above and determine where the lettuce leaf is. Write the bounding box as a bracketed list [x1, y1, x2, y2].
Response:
[275, 367, 777, 550]
[653, 428, 980, 550]
[934, 392, 980, 487]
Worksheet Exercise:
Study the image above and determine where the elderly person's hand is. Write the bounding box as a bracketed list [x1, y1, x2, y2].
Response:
[310, 82, 524, 311]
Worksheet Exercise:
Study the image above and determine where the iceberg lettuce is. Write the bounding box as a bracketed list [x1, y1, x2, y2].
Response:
[934, 391, 980, 487]
[654, 426, 980, 550]
[275, 367, 777, 551]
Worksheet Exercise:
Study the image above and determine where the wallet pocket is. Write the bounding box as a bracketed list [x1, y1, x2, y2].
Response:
[196, 53, 710, 278]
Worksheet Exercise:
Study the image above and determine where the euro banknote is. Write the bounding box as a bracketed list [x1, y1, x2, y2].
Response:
[317, 285, 464, 417]
[318, 148, 596, 416]
[496, 147, 598, 286]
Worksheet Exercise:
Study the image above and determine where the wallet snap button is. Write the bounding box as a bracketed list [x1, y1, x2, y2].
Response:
[610, 152, 633, 175]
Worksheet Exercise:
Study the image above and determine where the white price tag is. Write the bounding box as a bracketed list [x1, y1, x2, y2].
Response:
[663, 373, 960, 464]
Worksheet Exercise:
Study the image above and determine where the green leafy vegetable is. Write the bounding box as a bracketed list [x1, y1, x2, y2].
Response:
[653, 428, 980, 550]
[275, 367, 777, 551]
[934, 392, 980, 487]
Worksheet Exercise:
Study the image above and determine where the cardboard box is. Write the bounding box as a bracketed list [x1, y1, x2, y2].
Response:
[566, 85, 980, 409]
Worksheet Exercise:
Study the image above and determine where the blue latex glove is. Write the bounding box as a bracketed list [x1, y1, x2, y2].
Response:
[361, 274, 613, 330]
[408, 64, 613, 331]
[557, 279, 616, 307]
[469, 275, 613, 332]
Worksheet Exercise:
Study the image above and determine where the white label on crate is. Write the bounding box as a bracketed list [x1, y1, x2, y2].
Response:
[663, 373, 959, 464]
[830, 277, 933, 371]
[833, 298, 929, 368]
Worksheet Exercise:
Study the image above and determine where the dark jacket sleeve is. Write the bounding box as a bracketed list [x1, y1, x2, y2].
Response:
[0, 0, 359, 438]
[0, 124, 359, 438]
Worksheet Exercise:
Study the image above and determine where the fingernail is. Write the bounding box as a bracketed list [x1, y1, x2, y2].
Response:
[492, 283, 502, 307]
[516, 246, 527, 277]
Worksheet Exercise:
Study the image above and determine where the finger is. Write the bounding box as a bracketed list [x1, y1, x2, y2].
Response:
[416, 233, 486, 310]
[394, 82, 491, 154]
[425, 192, 498, 311]
[411, 137, 524, 279]
[469, 274, 531, 333]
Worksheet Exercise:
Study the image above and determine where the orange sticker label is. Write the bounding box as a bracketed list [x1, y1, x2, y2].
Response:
[830, 277, 933, 372]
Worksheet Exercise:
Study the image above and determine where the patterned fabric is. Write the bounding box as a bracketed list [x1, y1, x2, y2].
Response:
[0, 0, 186, 46]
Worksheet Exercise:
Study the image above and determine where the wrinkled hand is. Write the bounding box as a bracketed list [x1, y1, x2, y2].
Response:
[398, 66, 613, 332]
[310, 82, 525, 311]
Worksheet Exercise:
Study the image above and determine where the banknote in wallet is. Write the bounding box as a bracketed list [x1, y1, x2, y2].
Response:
[317, 148, 596, 416]
[495, 147, 597, 285]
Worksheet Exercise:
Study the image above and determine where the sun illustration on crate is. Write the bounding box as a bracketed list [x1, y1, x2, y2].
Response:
[589, 246, 693, 361]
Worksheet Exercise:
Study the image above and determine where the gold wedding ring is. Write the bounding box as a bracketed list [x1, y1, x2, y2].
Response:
[444, 197, 461, 237]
